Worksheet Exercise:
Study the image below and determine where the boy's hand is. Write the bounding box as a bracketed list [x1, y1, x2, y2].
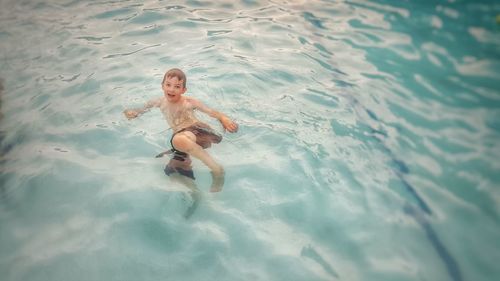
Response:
[221, 117, 238, 133]
[124, 109, 139, 120]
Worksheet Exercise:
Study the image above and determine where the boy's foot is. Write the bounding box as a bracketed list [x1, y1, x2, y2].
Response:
[210, 170, 225, 192]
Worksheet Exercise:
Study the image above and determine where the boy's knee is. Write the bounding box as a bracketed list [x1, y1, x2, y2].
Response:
[172, 132, 196, 152]
[172, 135, 188, 151]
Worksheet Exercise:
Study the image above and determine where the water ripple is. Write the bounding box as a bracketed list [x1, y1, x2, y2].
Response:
[102, 44, 161, 59]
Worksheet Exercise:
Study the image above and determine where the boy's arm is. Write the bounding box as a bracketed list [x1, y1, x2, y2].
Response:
[124, 98, 161, 120]
[191, 98, 238, 133]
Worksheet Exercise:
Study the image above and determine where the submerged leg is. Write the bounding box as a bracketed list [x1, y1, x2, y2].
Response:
[184, 188, 201, 219]
[164, 152, 195, 179]
[172, 131, 225, 192]
[169, 173, 201, 219]
[210, 170, 225, 192]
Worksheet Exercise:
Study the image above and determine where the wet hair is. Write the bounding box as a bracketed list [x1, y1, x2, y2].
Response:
[162, 68, 186, 88]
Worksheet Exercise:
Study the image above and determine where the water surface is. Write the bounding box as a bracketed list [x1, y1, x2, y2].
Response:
[1, 1, 499, 281]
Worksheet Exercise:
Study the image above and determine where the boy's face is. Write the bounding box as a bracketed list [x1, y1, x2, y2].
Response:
[162, 76, 186, 103]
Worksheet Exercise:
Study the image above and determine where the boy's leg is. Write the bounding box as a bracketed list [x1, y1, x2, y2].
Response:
[164, 152, 194, 179]
[169, 173, 201, 219]
[172, 131, 225, 192]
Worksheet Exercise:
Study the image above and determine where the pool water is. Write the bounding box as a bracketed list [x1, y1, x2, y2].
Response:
[1, 0, 499, 280]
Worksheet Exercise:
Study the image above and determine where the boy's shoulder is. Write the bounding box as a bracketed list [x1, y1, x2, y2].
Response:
[146, 96, 164, 107]
[185, 96, 200, 104]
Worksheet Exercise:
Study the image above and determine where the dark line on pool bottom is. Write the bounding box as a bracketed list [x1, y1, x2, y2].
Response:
[366, 114, 463, 281]
[377, 134, 432, 215]
[404, 204, 463, 281]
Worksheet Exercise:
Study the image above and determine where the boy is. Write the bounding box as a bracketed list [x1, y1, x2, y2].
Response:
[124, 68, 238, 192]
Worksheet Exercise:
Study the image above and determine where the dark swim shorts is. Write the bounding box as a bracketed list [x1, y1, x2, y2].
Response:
[164, 122, 222, 179]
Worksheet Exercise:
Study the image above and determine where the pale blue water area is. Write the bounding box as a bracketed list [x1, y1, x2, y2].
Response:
[1, 0, 499, 280]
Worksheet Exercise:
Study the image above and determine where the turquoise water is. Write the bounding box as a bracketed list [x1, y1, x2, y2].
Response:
[1, 0, 499, 280]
